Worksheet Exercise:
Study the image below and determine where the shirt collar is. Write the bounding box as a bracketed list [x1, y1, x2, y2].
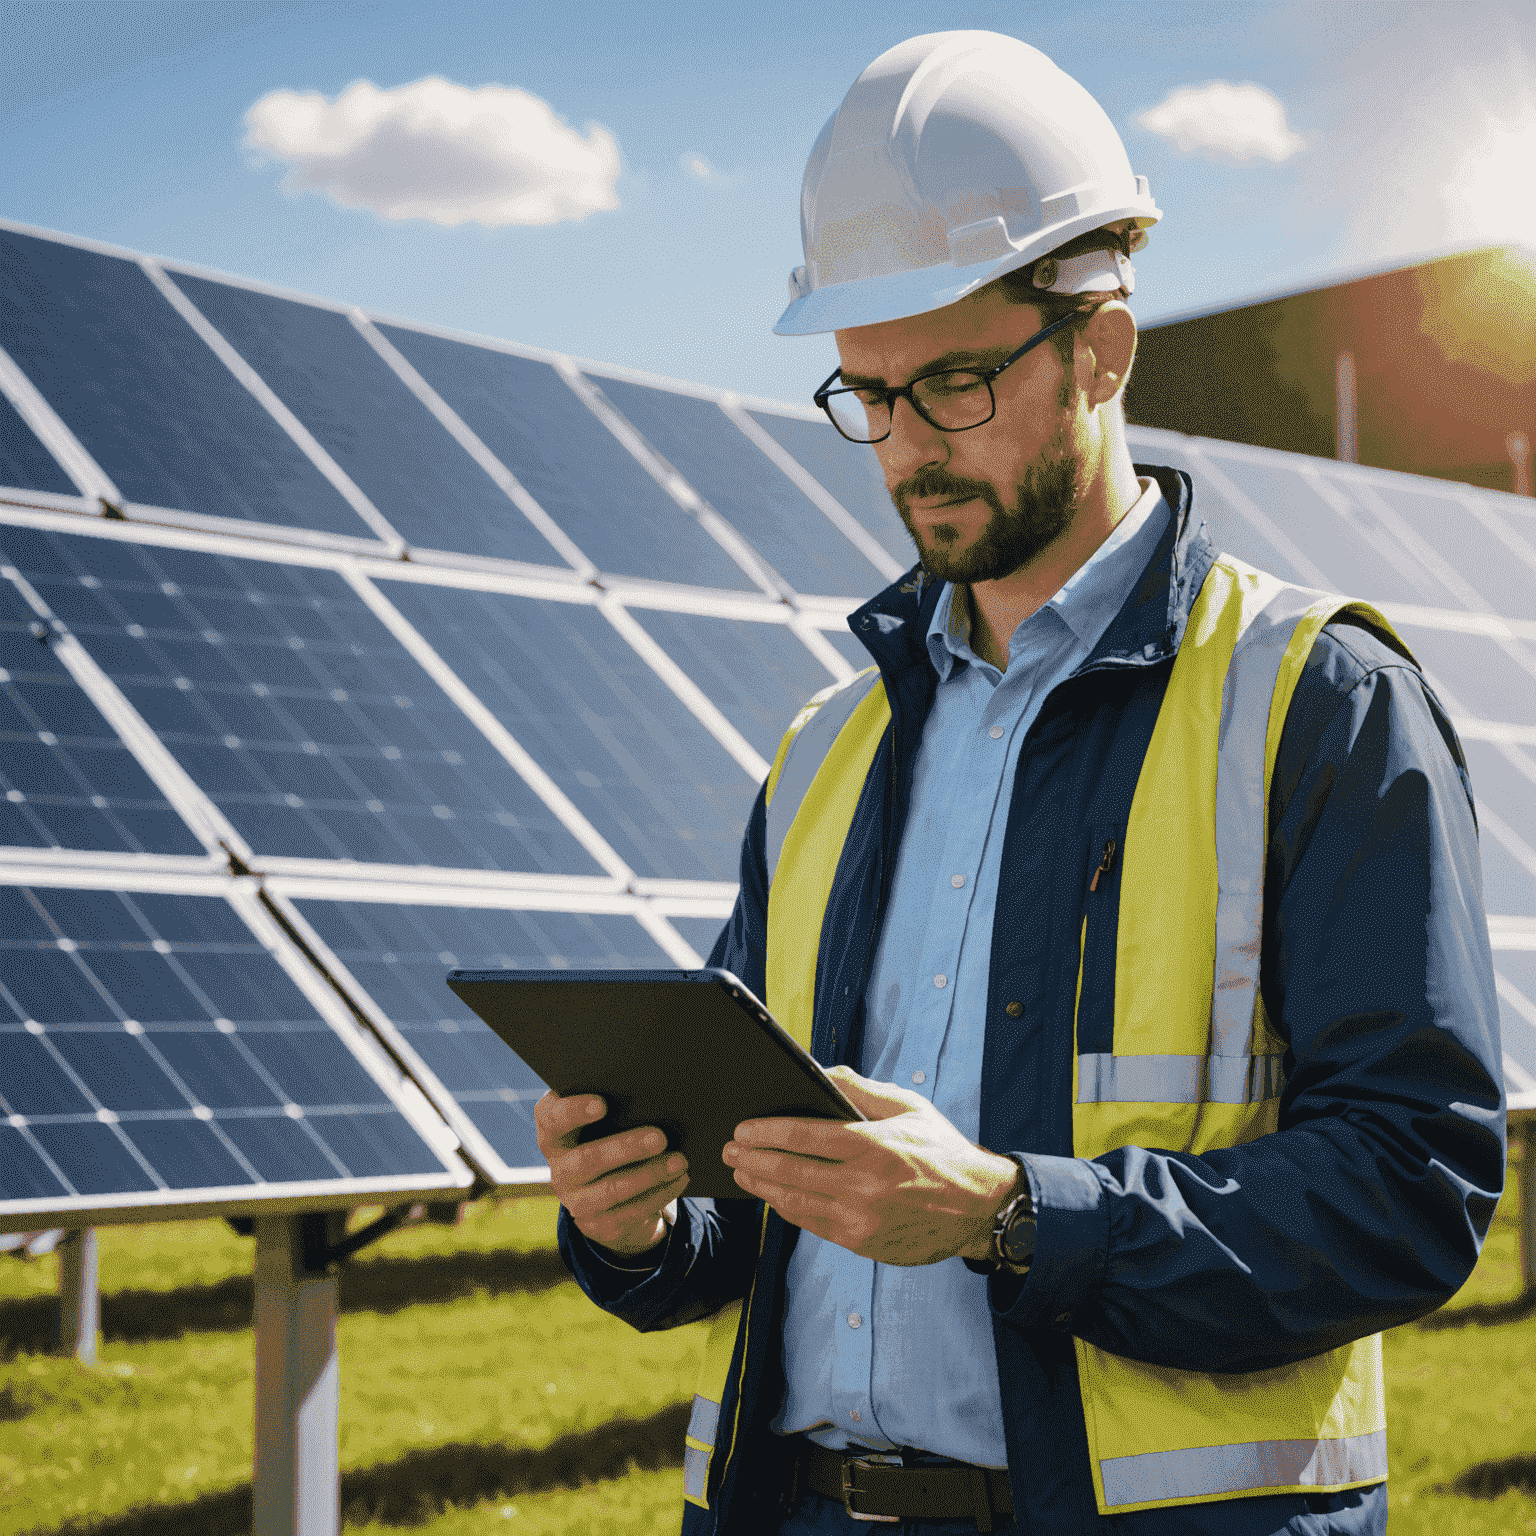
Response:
[926, 476, 1171, 681]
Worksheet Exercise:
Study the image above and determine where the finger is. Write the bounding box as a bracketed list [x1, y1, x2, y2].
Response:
[566, 1125, 674, 1189]
[733, 1117, 860, 1157]
[534, 1092, 606, 1157]
[726, 1144, 848, 1199]
[567, 1149, 690, 1222]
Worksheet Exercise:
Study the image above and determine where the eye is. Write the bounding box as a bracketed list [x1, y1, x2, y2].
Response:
[919, 371, 986, 398]
[850, 388, 888, 407]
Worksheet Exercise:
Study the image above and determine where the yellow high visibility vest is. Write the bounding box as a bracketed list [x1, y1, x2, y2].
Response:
[684, 556, 1401, 1517]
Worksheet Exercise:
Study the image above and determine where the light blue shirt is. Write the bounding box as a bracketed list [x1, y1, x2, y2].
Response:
[772, 479, 1171, 1465]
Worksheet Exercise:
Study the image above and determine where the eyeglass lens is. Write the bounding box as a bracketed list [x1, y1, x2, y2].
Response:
[823, 371, 995, 443]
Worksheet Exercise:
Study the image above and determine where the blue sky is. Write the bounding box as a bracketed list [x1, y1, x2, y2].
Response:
[4, 0, 1534, 409]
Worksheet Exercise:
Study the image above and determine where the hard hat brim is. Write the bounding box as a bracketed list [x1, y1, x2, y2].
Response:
[773, 204, 1159, 337]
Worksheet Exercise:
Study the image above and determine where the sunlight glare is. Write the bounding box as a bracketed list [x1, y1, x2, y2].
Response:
[1443, 107, 1536, 244]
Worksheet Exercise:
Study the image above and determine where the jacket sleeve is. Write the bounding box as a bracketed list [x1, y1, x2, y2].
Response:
[557, 783, 773, 1332]
[992, 623, 1507, 1373]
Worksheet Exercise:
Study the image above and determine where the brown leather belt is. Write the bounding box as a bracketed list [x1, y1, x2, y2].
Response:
[796, 1438, 1014, 1529]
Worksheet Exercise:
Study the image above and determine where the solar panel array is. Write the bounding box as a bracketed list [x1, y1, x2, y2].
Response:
[1, 218, 1531, 1234]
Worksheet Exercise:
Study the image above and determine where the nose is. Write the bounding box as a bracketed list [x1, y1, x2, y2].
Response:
[880, 394, 949, 482]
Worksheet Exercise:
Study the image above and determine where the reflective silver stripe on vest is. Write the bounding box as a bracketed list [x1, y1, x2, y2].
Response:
[764, 666, 883, 886]
[1077, 1052, 1286, 1105]
[1212, 576, 1330, 1060]
[686, 1392, 719, 1449]
[683, 1444, 712, 1503]
[1098, 1427, 1388, 1508]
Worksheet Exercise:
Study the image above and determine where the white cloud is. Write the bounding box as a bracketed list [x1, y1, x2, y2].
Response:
[679, 151, 733, 187]
[1136, 81, 1305, 164]
[244, 76, 621, 227]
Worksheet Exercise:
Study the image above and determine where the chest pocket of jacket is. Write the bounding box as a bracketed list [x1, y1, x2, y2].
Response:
[1074, 825, 1122, 1060]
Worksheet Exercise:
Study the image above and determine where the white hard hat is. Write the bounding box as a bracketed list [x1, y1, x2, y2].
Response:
[774, 31, 1161, 336]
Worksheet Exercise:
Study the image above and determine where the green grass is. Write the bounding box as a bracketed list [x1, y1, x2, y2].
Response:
[1, 1154, 1530, 1535]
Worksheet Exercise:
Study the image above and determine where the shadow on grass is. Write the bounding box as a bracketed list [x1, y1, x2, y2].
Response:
[0, 1249, 573, 1355]
[36, 1401, 689, 1534]
[1444, 1453, 1536, 1499]
[1416, 1288, 1536, 1331]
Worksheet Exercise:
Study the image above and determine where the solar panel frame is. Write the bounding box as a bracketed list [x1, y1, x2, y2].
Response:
[263, 875, 720, 1185]
[0, 866, 473, 1234]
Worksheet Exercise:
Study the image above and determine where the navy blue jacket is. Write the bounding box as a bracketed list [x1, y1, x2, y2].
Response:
[559, 467, 1505, 1535]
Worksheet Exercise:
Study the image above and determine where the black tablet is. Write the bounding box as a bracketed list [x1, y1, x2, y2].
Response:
[445, 967, 864, 1201]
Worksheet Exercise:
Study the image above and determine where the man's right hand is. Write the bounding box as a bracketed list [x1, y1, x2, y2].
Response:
[535, 1090, 690, 1257]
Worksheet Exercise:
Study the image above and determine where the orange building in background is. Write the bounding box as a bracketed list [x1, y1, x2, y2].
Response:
[1127, 243, 1536, 497]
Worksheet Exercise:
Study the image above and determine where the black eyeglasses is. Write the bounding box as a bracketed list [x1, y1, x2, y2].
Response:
[813, 311, 1081, 444]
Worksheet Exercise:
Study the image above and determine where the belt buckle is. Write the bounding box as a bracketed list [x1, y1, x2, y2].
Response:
[841, 1453, 903, 1524]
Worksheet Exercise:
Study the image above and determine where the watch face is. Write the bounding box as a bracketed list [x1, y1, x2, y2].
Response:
[1001, 1210, 1036, 1267]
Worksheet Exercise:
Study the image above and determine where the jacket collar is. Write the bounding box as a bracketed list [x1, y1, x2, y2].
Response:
[848, 463, 1213, 682]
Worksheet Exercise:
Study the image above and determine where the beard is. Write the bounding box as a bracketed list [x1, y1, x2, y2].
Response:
[893, 426, 1082, 585]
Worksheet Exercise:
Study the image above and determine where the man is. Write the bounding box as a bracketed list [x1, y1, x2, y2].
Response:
[536, 32, 1505, 1536]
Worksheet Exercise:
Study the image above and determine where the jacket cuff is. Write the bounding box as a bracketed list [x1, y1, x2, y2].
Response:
[988, 1153, 1108, 1330]
[558, 1203, 682, 1303]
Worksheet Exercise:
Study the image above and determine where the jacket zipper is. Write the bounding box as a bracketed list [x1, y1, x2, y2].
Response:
[1089, 837, 1117, 893]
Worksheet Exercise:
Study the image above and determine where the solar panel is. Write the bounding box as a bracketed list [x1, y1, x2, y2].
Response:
[622, 608, 843, 761]
[0, 228, 375, 541]
[377, 578, 762, 883]
[0, 522, 602, 876]
[744, 407, 915, 570]
[280, 893, 689, 1182]
[0, 878, 471, 1228]
[1, 561, 203, 857]
[1128, 425, 1536, 1110]
[0, 389, 75, 499]
[164, 273, 575, 571]
[376, 324, 762, 589]
[593, 371, 890, 597]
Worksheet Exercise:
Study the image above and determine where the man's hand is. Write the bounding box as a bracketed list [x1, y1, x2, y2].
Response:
[535, 1090, 689, 1257]
[722, 1066, 1020, 1266]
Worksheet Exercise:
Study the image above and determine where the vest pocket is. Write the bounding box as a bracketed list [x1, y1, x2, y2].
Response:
[1075, 826, 1122, 1058]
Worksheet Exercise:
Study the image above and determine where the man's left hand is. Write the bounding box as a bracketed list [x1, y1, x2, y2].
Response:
[722, 1066, 1021, 1266]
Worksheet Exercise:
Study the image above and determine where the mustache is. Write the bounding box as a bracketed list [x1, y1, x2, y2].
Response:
[893, 468, 998, 513]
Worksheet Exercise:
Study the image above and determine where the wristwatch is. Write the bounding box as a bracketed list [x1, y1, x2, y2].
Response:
[962, 1155, 1035, 1276]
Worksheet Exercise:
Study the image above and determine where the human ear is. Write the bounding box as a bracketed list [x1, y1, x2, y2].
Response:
[1081, 302, 1137, 409]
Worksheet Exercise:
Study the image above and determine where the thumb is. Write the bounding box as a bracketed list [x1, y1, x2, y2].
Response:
[825, 1065, 926, 1121]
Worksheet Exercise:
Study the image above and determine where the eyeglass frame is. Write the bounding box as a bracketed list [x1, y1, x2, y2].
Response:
[812, 310, 1084, 444]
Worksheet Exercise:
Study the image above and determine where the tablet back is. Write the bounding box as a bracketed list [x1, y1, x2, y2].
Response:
[445, 968, 857, 1201]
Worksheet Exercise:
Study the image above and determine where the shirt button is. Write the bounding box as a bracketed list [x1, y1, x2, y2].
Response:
[911, 1070, 926, 1085]
[989, 725, 1004, 739]
[1005, 1001, 1024, 1018]
[934, 974, 947, 989]
[950, 873, 965, 888]
[847, 1312, 862, 1329]
[850, 1409, 862, 1421]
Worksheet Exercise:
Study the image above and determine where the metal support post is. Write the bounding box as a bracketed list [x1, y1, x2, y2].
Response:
[1518, 1119, 1535, 1296]
[253, 1213, 343, 1536]
[57, 1228, 99, 1364]
[1335, 351, 1358, 464]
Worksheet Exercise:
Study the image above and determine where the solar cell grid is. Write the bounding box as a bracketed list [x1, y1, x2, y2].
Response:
[745, 409, 915, 569]
[1399, 627, 1536, 726]
[0, 230, 370, 539]
[0, 563, 203, 855]
[0, 885, 452, 1211]
[0, 525, 600, 875]
[624, 609, 839, 761]
[167, 275, 572, 570]
[819, 625, 875, 672]
[1358, 478, 1534, 622]
[376, 326, 758, 588]
[0, 389, 75, 498]
[594, 374, 889, 597]
[379, 580, 760, 882]
[294, 898, 676, 1175]
[666, 915, 729, 964]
